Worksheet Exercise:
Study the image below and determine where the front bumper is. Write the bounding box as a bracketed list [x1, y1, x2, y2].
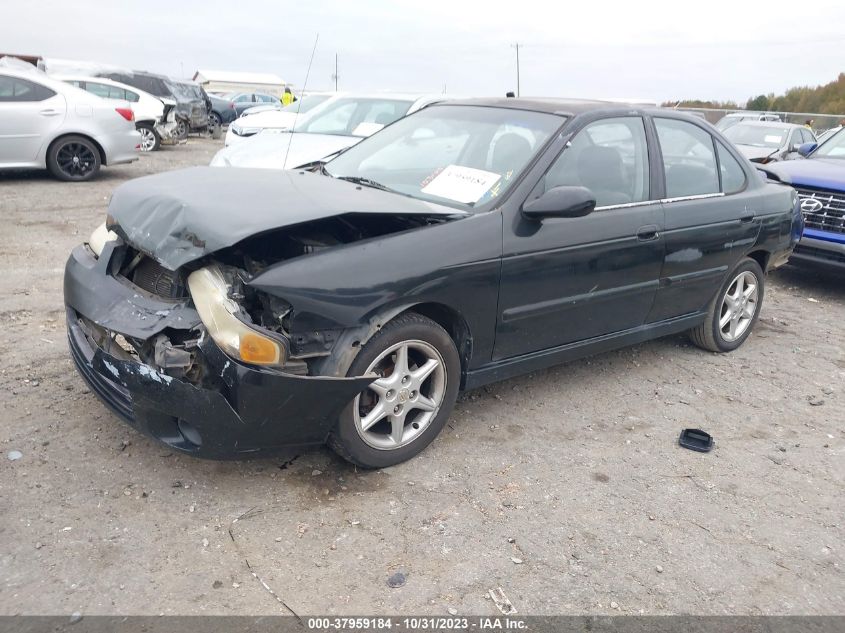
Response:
[790, 231, 845, 270]
[64, 242, 373, 459]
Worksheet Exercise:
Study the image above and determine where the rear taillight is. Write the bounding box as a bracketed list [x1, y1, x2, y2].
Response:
[115, 107, 134, 122]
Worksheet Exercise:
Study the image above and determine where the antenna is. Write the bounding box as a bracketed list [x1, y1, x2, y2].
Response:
[283, 33, 319, 169]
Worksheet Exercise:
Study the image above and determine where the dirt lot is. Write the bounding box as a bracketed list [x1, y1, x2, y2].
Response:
[0, 138, 843, 617]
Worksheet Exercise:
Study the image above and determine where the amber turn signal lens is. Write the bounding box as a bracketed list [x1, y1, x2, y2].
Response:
[239, 331, 281, 365]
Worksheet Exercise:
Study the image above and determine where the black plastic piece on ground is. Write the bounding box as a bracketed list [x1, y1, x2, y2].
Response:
[679, 428, 713, 452]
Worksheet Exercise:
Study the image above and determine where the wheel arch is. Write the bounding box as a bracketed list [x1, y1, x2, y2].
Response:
[745, 249, 770, 273]
[400, 302, 473, 380]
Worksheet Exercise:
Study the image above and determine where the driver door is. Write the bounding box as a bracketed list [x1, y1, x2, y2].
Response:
[494, 116, 665, 360]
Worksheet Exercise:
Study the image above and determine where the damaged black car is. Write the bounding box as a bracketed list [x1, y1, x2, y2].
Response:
[64, 99, 802, 468]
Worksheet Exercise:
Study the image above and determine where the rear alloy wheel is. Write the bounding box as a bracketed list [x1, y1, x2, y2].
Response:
[47, 135, 101, 181]
[689, 258, 765, 352]
[329, 313, 460, 468]
[137, 123, 160, 152]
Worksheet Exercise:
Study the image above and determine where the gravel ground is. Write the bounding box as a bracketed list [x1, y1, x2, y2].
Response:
[0, 138, 843, 617]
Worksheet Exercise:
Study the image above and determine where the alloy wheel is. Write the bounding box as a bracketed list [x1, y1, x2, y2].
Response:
[353, 340, 447, 450]
[55, 142, 96, 178]
[718, 270, 759, 342]
[138, 127, 156, 152]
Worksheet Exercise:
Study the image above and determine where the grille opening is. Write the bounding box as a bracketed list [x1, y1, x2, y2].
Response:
[796, 187, 845, 235]
[119, 249, 187, 299]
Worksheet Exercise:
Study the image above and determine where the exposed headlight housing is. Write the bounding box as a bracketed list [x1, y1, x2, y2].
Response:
[187, 266, 287, 367]
[88, 221, 118, 258]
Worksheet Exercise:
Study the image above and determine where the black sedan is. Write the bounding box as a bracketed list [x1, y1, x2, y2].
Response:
[64, 99, 801, 468]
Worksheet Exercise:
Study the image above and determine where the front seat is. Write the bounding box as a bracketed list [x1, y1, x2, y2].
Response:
[576, 145, 632, 207]
[491, 133, 533, 175]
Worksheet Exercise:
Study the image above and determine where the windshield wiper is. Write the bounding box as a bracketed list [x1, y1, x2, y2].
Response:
[334, 175, 395, 193]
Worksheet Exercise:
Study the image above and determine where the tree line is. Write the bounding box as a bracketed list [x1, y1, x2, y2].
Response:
[663, 72, 845, 115]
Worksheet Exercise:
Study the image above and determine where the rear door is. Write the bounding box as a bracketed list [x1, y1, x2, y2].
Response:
[494, 115, 665, 359]
[646, 116, 760, 322]
[0, 74, 66, 165]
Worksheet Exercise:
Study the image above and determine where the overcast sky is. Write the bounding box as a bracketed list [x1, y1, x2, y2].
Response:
[3, 0, 844, 103]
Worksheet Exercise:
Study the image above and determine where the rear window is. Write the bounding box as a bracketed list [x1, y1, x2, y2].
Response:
[0, 75, 55, 102]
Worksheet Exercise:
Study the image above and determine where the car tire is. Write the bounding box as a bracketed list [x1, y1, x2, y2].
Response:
[137, 123, 161, 152]
[689, 257, 765, 353]
[175, 120, 189, 141]
[208, 112, 222, 136]
[46, 135, 101, 182]
[328, 313, 461, 468]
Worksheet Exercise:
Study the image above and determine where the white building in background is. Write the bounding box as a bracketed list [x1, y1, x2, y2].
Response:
[192, 70, 287, 97]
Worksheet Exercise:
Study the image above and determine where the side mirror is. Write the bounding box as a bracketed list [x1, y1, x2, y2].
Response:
[522, 186, 596, 220]
[797, 142, 817, 157]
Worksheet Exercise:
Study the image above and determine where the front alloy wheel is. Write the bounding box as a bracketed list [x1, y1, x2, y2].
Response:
[354, 340, 447, 449]
[329, 313, 460, 468]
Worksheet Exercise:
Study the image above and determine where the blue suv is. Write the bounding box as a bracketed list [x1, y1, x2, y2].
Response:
[764, 127, 845, 269]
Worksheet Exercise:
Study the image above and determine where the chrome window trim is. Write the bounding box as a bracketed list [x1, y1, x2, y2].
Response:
[660, 192, 724, 204]
[596, 192, 723, 211]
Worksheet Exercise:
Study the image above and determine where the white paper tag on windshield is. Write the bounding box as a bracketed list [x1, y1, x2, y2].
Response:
[764, 135, 783, 144]
[421, 165, 501, 204]
[352, 122, 384, 137]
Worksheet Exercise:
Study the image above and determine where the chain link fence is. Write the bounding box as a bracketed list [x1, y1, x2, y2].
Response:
[674, 107, 845, 134]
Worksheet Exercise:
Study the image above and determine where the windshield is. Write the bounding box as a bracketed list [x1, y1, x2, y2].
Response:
[813, 127, 845, 158]
[281, 94, 330, 114]
[723, 124, 788, 148]
[293, 97, 414, 136]
[325, 104, 566, 210]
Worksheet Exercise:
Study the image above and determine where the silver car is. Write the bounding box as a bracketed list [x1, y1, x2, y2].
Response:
[723, 121, 817, 164]
[0, 64, 139, 180]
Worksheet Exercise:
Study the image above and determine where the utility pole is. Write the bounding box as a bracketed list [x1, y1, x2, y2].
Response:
[511, 43, 521, 97]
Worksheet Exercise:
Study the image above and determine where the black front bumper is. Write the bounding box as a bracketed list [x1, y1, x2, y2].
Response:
[65, 243, 373, 459]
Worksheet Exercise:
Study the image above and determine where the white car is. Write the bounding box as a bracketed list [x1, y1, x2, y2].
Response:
[0, 65, 139, 181]
[225, 93, 334, 146]
[54, 75, 178, 151]
[212, 94, 443, 169]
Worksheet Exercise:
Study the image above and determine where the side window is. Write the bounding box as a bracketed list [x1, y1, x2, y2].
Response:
[541, 116, 650, 208]
[655, 118, 719, 198]
[802, 128, 815, 144]
[85, 82, 111, 99]
[716, 141, 746, 194]
[124, 90, 140, 103]
[790, 129, 802, 149]
[0, 76, 55, 102]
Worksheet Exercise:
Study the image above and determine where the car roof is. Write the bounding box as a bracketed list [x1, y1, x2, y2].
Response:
[727, 120, 804, 130]
[53, 74, 139, 91]
[430, 97, 700, 119]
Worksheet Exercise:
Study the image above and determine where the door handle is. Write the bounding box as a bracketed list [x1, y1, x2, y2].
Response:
[637, 225, 660, 241]
[739, 215, 755, 224]
[39, 109, 61, 116]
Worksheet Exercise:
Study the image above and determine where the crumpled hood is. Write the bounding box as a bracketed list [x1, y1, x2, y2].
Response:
[210, 131, 360, 169]
[108, 166, 463, 270]
[764, 157, 845, 189]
